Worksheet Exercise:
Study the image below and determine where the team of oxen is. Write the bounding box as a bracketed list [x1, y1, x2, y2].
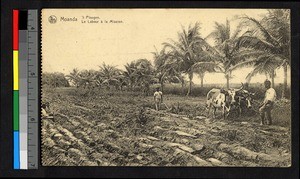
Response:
[206, 83, 256, 120]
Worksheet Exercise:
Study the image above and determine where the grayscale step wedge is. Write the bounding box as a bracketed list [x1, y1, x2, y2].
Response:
[27, 9, 38, 169]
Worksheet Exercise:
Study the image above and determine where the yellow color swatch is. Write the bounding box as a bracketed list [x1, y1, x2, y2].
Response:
[13, 50, 19, 90]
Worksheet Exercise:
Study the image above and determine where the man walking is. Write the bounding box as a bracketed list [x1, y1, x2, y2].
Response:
[259, 80, 277, 125]
[154, 87, 163, 111]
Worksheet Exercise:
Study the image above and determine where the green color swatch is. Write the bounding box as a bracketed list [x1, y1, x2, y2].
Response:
[13, 90, 19, 131]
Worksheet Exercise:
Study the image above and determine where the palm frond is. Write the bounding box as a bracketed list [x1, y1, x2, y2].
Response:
[229, 53, 283, 75]
[231, 49, 266, 62]
[231, 22, 243, 40]
[245, 67, 262, 81]
[228, 58, 262, 72]
[236, 36, 277, 53]
[239, 15, 280, 47]
[204, 31, 218, 40]
[191, 61, 224, 73]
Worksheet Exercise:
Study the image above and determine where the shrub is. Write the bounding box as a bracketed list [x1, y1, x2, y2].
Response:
[42, 72, 70, 88]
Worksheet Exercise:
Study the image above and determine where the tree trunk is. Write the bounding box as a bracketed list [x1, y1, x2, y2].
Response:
[160, 81, 164, 93]
[282, 64, 288, 99]
[199, 72, 205, 88]
[270, 71, 275, 88]
[225, 71, 231, 89]
[186, 72, 193, 96]
[181, 82, 185, 96]
[226, 75, 230, 89]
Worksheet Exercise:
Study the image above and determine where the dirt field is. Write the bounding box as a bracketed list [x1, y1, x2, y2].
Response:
[41, 87, 291, 167]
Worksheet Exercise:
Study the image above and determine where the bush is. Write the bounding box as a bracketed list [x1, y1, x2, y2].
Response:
[42, 72, 70, 88]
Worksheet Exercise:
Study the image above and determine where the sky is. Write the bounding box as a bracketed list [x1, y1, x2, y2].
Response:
[42, 9, 291, 85]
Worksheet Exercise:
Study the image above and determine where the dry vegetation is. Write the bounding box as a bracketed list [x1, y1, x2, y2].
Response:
[42, 87, 291, 167]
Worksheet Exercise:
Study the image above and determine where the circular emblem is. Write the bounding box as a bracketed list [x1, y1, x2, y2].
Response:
[48, 15, 57, 24]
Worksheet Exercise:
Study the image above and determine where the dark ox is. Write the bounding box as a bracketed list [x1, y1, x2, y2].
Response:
[234, 89, 255, 116]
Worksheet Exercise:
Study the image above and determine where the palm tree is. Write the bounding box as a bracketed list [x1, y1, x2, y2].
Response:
[234, 9, 290, 96]
[98, 63, 122, 90]
[163, 22, 219, 96]
[123, 61, 138, 90]
[66, 68, 80, 87]
[77, 70, 98, 89]
[152, 47, 180, 92]
[206, 19, 266, 89]
[134, 59, 157, 96]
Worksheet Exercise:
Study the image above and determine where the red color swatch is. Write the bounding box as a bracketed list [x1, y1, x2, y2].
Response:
[13, 10, 19, 50]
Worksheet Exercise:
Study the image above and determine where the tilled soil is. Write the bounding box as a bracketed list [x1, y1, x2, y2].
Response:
[41, 89, 291, 167]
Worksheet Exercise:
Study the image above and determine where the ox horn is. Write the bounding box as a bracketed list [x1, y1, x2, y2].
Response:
[238, 82, 244, 90]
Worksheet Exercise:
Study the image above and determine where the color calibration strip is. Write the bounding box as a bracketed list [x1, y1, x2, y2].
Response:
[13, 9, 20, 170]
[13, 9, 39, 170]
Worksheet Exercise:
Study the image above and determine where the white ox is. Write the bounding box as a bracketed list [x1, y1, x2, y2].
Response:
[206, 88, 237, 120]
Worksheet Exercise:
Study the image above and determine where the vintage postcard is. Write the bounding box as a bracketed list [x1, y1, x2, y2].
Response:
[41, 9, 291, 166]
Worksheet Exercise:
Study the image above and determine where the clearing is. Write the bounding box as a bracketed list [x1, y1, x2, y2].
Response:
[42, 88, 291, 167]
